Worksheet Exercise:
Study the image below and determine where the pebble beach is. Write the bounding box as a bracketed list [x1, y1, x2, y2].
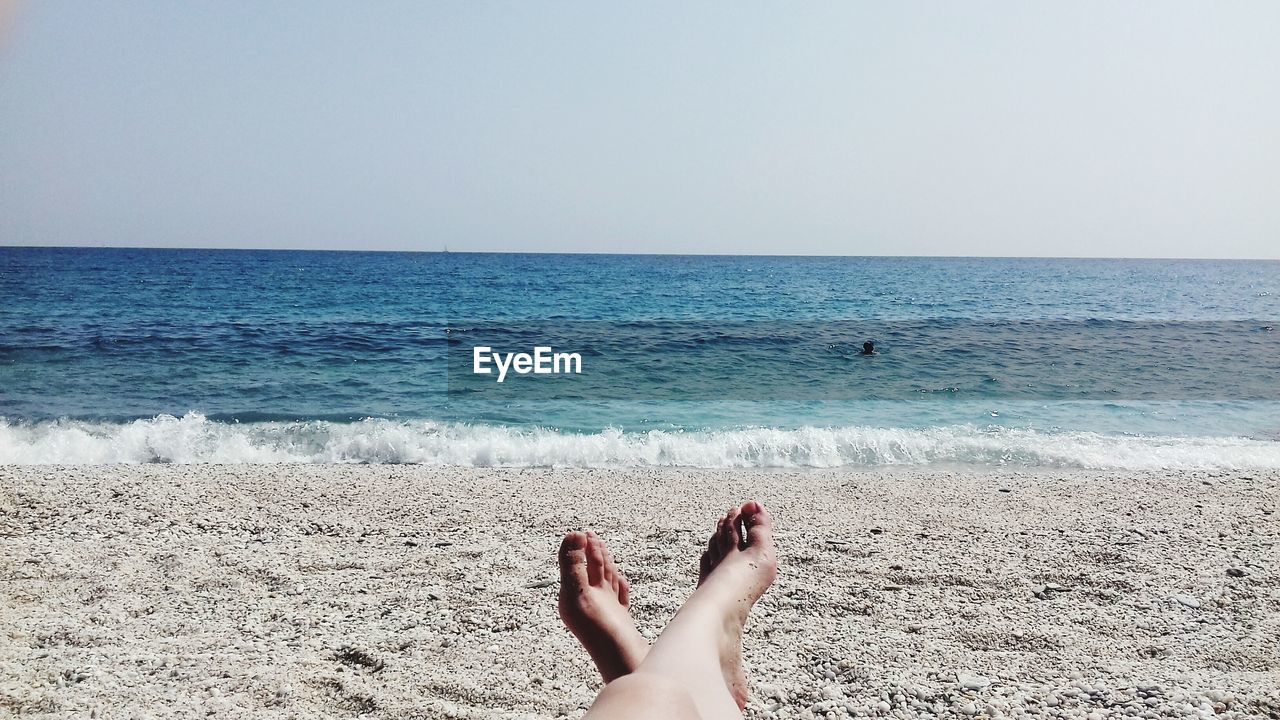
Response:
[2, 465, 1277, 719]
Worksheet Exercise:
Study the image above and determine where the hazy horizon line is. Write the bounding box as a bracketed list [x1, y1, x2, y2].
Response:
[2, 244, 1278, 262]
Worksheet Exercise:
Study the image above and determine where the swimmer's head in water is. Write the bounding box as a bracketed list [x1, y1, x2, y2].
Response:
[862, 341, 875, 355]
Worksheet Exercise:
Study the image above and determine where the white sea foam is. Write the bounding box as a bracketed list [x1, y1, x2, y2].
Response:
[2, 412, 1279, 469]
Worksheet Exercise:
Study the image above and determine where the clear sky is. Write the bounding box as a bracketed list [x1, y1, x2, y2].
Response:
[1, 2, 1277, 258]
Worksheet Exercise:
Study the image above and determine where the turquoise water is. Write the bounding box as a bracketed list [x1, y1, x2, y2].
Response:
[2, 247, 1278, 467]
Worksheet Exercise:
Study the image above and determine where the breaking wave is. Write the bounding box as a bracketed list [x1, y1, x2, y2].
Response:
[2, 413, 1280, 469]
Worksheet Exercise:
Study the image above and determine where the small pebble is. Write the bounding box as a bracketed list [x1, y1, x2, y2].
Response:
[960, 676, 990, 690]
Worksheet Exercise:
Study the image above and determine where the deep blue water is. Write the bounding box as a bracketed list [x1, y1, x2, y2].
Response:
[1, 247, 1278, 467]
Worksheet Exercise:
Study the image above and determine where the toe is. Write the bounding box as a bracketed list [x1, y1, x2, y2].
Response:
[739, 500, 775, 551]
[585, 531, 606, 586]
[726, 506, 743, 550]
[717, 508, 739, 554]
[617, 574, 631, 608]
[558, 531, 590, 591]
[708, 519, 724, 559]
[600, 535, 620, 590]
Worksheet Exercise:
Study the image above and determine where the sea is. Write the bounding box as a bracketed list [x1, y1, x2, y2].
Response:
[2, 247, 1278, 468]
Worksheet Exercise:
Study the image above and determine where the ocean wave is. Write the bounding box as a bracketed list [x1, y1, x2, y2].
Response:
[2, 413, 1279, 469]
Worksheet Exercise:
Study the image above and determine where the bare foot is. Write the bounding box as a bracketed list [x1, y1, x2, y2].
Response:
[558, 531, 649, 683]
[694, 500, 778, 710]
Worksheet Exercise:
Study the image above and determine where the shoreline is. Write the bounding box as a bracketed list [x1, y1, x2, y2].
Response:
[6, 414, 1280, 469]
[2, 466, 1277, 718]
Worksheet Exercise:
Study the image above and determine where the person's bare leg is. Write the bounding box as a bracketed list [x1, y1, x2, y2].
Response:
[580, 673, 704, 720]
[558, 531, 649, 682]
[583, 500, 778, 720]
